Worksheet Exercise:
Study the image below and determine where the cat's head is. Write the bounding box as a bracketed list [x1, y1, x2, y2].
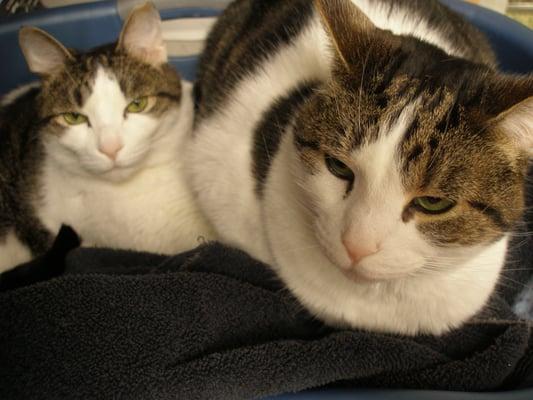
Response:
[288, 0, 532, 332]
[19, 2, 183, 181]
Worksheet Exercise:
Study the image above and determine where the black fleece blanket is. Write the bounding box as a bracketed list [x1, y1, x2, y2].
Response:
[1, 221, 533, 399]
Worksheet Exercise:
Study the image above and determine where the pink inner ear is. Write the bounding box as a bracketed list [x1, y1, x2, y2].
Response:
[19, 27, 72, 75]
[497, 97, 533, 154]
[127, 44, 167, 65]
[118, 3, 167, 66]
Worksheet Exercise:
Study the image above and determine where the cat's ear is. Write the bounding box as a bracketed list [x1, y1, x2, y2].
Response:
[117, 2, 167, 66]
[489, 77, 533, 155]
[315, 0, 387, 69]
[19, 27, 73, 76]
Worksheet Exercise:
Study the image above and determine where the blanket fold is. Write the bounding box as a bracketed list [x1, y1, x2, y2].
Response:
[1, 226, 533, 399]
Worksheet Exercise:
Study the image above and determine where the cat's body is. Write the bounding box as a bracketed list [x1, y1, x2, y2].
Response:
[188, 0, 533, 335]
[33, 80, 208, 251]
[195, 0, 495, 121]
[0, 4, 214, 271]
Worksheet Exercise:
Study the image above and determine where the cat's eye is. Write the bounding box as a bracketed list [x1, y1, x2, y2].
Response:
[62, 112, 88, 125]
[413, 197, 455, 214]
[325, 156, 354, 181]
[126, 97, 149, 113]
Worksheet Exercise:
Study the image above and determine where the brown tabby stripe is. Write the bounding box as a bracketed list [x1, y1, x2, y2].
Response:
[195, 0, 315, 121]
[468, 201, 509, 231]
[253, 82, 318, 196]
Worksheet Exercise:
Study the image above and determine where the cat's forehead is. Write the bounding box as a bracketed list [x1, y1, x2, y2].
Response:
[81, 66, 128, 124]
[331, 64, 496, 151]
[297, 69, 521, 193]
[39, 47, 180, 113]
[340, 35, 495, 118]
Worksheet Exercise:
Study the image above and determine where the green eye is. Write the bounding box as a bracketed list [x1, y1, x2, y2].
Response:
[413, 197, 455, 214]
[325, 155, 354, 181]
[126, 97, 149, 113]
[62, 112, 88, 125]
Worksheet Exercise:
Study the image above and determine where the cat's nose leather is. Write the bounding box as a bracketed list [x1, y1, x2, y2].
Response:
[99, 141, 123, 161]
[342, 238, 379, 265]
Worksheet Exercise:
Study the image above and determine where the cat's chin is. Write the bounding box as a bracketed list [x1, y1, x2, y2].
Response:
[94, 164, 141, 182]
[79, 155, 150, 181]
[317, 248, 417, 284]
[339, 267, 408, 283]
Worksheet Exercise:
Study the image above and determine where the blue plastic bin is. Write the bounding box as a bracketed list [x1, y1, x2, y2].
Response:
[1, 0, 533, 95]
[1, 1, 533, 399]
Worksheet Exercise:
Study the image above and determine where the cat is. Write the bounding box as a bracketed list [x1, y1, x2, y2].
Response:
[187, 0, 533, 335]
[0, 2, 215, 272]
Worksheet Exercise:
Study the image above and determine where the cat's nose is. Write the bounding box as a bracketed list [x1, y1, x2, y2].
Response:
[342, 238, 379, 265]
[99, 140, 123, 161]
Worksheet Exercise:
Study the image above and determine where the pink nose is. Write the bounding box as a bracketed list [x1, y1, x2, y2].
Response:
[99, 142, 123, 161]
[342, 238, 379, 265]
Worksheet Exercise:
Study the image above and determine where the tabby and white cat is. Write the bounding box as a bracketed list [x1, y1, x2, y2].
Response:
[188, 0, 533, 335]
[0, 3, 214, 271]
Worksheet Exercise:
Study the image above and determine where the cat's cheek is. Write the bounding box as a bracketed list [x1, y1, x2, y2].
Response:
[118, 114, 160, 166]
[315, 203, 352, 265]
[56, 126, 113, 173]
[314, 217, 352, 270]
[302, 171, 354, 267]
[55, 126, 90, 155]
[303, 169, 351, 211]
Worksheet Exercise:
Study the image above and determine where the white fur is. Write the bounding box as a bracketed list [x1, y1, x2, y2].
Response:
[0, 82, 40, 106]
[186, 3, 510, 335]
[514, 277, 533, 320]
[351, 0, 460, 57]
[188, 17, 330, 262]
[0, 231, 32, 273]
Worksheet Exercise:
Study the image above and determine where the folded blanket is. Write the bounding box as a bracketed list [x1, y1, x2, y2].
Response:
[1, 220, 533, 399]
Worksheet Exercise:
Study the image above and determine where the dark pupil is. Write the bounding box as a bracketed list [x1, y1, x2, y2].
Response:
[333, 159, 347, 171]
[72, 113, 80, 118]
[133, 100, 140, 106]
[425, 197, 442, 204]
[326, 156, 354, 181]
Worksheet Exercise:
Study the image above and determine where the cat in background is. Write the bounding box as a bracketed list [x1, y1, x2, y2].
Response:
[188, 0, 533, 335]
[0, 2, 214, 272]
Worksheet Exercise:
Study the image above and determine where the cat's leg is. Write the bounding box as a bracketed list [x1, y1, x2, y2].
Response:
[0, 231, 32, 273]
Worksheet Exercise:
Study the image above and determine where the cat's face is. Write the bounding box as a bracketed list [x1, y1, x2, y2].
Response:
[37, 55, 182, 181]
[291, 0, 533, 284]
[20, 3, 180, 181]
[294, 77, 528, 284]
